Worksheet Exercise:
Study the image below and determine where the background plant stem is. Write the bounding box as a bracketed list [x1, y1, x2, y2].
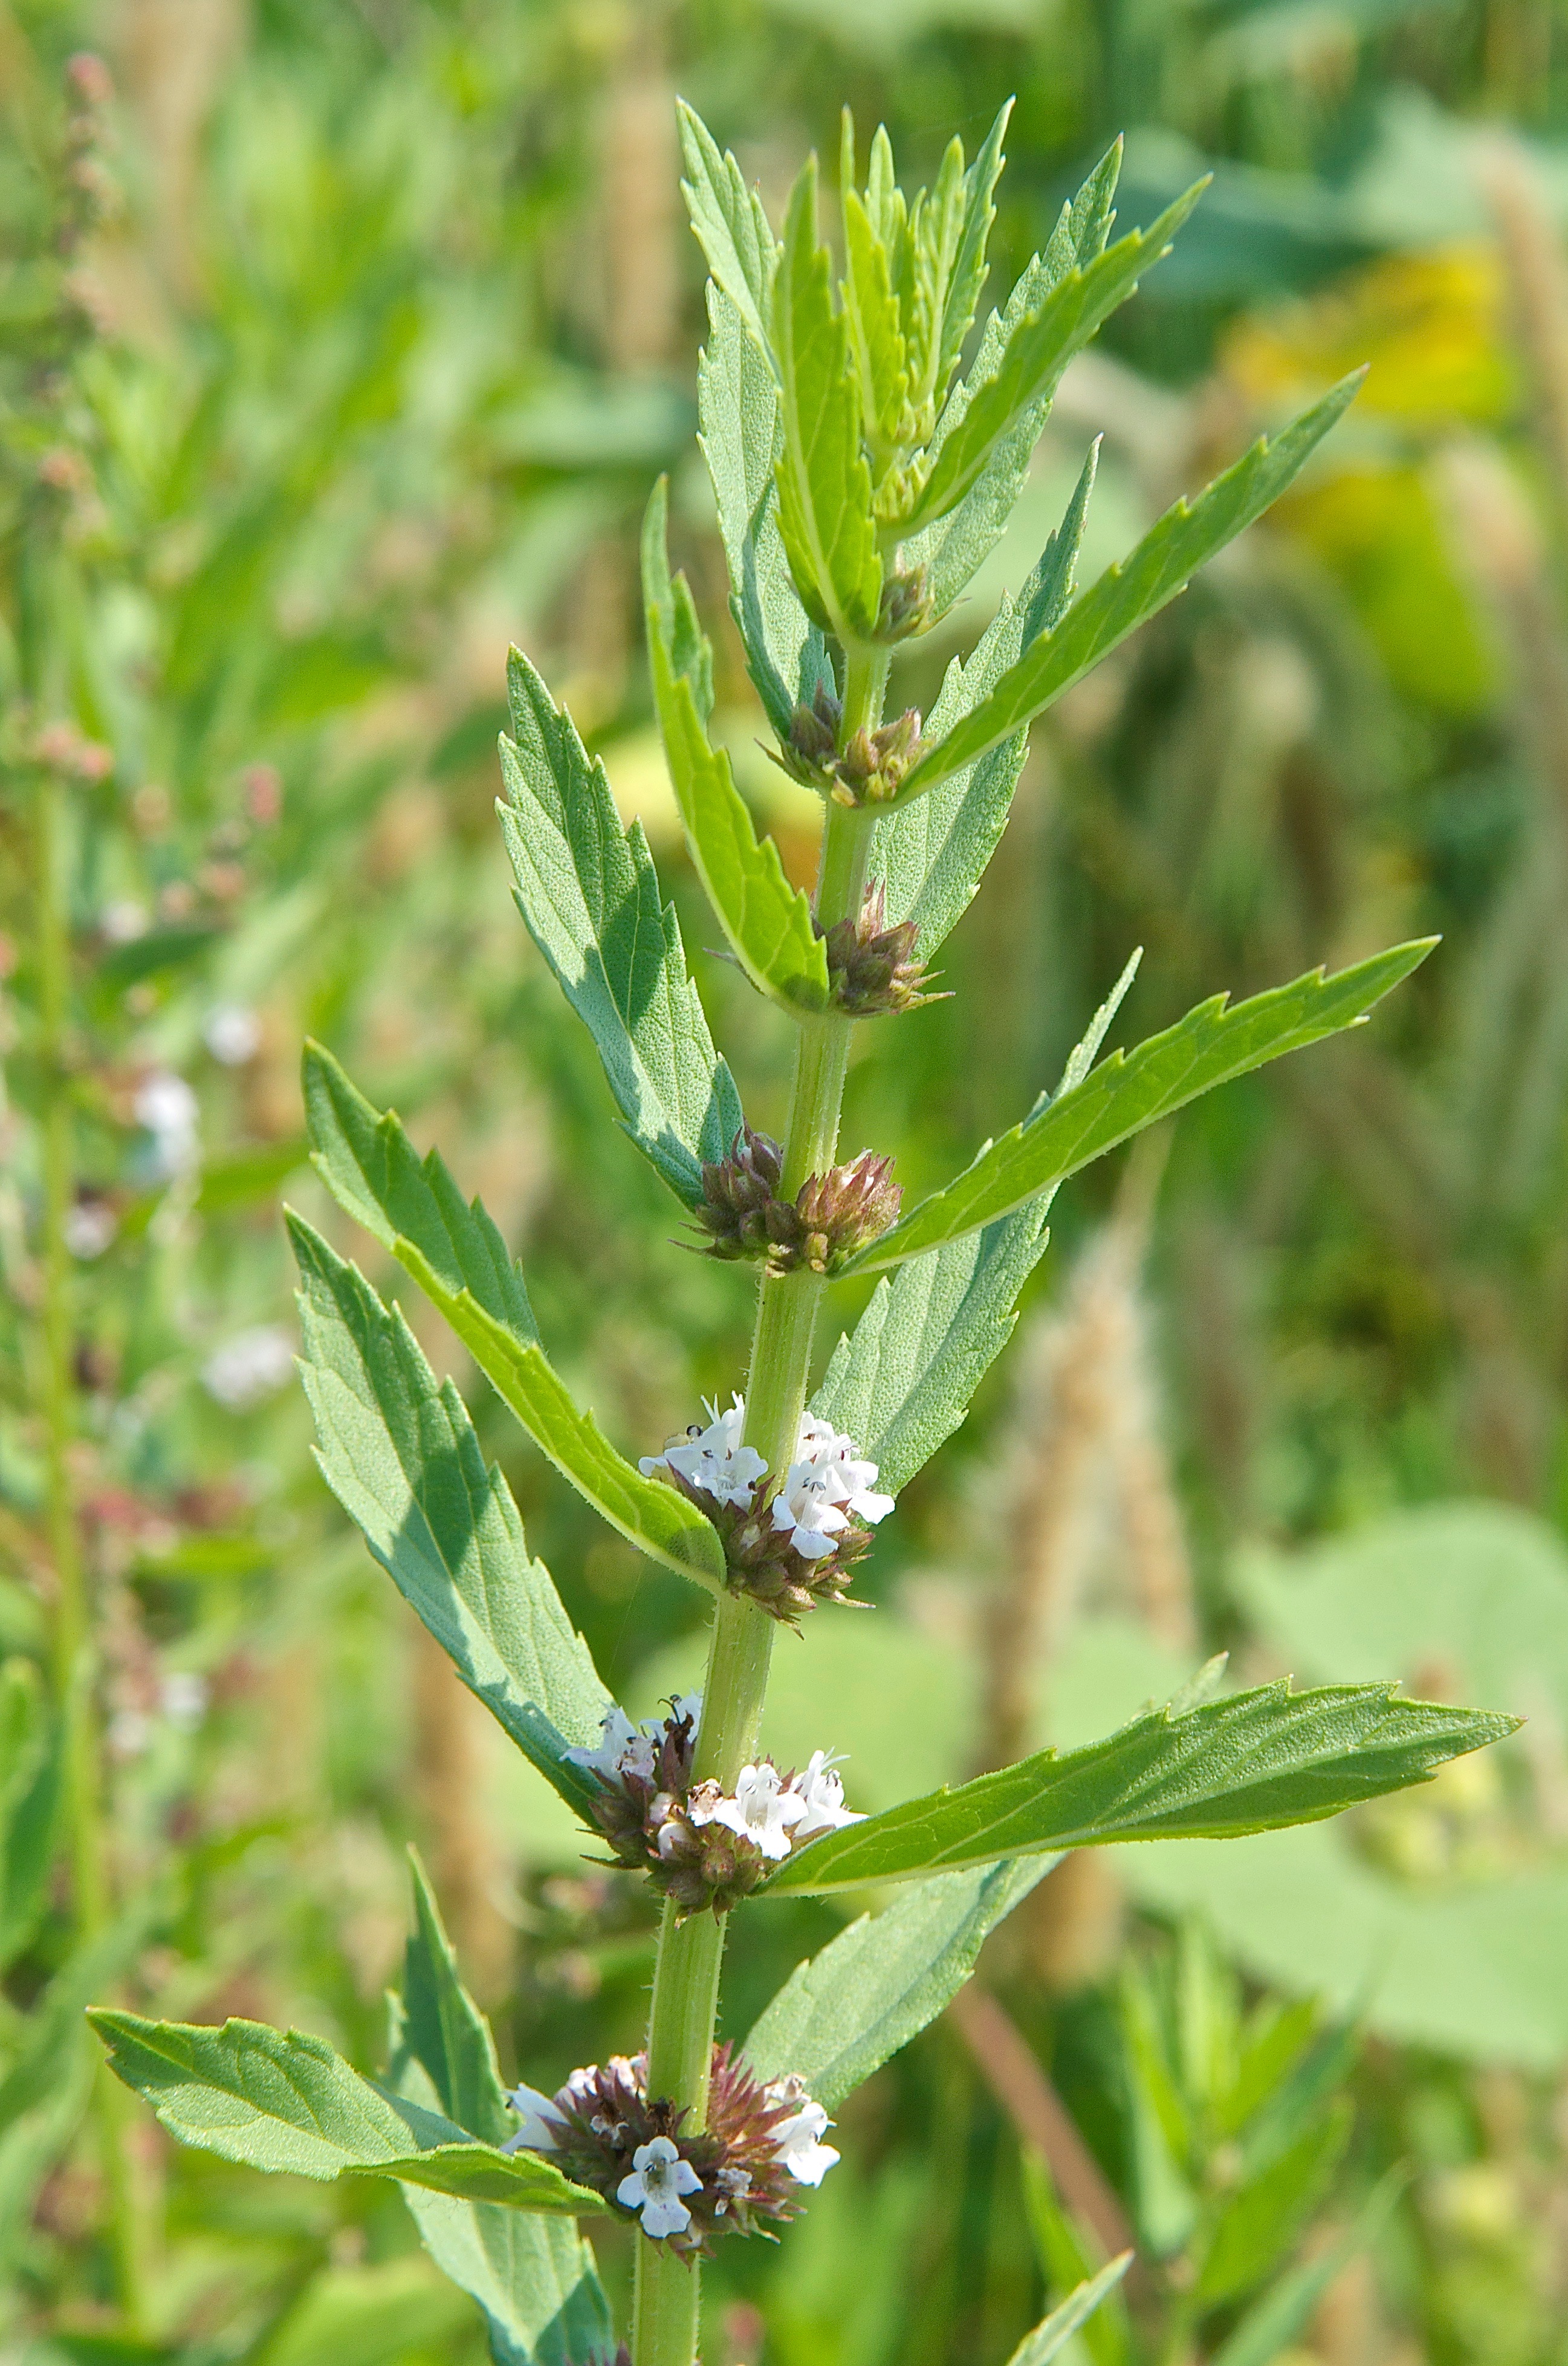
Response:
[632, 642, 887, 2366]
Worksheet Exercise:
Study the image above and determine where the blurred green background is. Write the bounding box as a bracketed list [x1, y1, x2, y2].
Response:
[4, 2, 1568, 2360]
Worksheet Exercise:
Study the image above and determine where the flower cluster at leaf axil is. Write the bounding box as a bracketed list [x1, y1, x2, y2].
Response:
[694, 1124, 902, 1272]
[502, 2044, 838, 2257]
[640, 1395, 894, 1619]
[566, 1693, 864, 1914]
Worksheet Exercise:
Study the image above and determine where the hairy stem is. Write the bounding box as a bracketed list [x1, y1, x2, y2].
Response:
[633, 643, 887, 2366]
[34, 768, 146, 2328]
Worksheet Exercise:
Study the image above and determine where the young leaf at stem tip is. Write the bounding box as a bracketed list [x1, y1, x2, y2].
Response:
[677, 97, 779, 358]
[838, 942, 1436, 1275]
[642, 479, 831, 1014]
[899, 372, 1366, 803]
[87, 2011, 606, 2215]
[761, 1679, 1520, 1895]
[771, 152, 884, 641]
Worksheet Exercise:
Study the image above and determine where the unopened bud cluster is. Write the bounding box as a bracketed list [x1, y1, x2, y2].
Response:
[695, 1129, 900, 1274]
[502, 2044, 838, 2257]
[641, 1397, 894, 1621]
[567, 1694, 864, 1912]
[776, 680, 925, 807]
[820, 883, 940, 1017]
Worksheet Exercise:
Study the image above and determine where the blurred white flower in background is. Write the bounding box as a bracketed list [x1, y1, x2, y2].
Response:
[202, 1003, 261, 1065]
[202, 1324, 294, 1409]
[134, 1070, 199, 1178]
[99, 900, 149, 944]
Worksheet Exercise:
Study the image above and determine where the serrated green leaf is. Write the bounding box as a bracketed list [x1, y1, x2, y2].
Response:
[771, 155, 883, 641]
[872, 444, 1097, 960]
[763, 1679, 1518, 1895]
[1196, 2101, 1351, 2306]
[499, 647, 742, 1210]
[907, 135, 967, 416]
[902, 374, 1363, 800]
[698, 284, 832, 739]
[843, 188, 909, 459]
[936, 99, 1012, 397]
[742, 1857, 1048, 2108]
[89, 2010, 604, 2214]
[1006, 2256, 1135, 2366]
[398, 1852, 516, 2148]
[812, 1202, 1052, 1497]
[303, 1043, 538, 1344]
[902, 141, 1119, 617]
[387, 1228, 726, 1595]
[1208, 2173, 1403, 2366]
[290, 1217, 615, 1816]
[386, 1876, 616, 2366]
[902, 181, 1200, 537]
[842, 943, 1436, 1274]
[643, 485, 831, 1015]
[677, 99, 779, 357]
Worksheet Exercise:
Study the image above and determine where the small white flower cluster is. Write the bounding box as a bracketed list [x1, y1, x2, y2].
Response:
[641, 1394, 893, 1559]
[684, 1751, 863, 1862]
[563, 1693, 704, 1784]
[202, 1002, 261, 1066]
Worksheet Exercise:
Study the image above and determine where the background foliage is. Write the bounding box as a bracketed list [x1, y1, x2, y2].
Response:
[3, 1, 1568, 2360]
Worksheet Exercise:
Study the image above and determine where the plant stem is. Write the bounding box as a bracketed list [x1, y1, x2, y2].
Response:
[34, 767, 146, 2331]
[632, 642, 888, 2366]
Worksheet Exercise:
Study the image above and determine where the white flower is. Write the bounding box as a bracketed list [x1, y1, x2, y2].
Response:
[563, 1705, 641, 1778]
[64, 1199, 115, 1259]
[616, 2134, 702, 2237]
[692, 1762, 807, 1861]
[640, 1394, 766, 1510]
[202, 1002, 261, 1065]
[202, 1325, 294, 1410]
[768, 1416, 894, 1559]
[771, 2093, 840, 2187]
[794, 1416, 895, 1522]
[100, 899, 148, 944]
[159, 1671, 208, 1729]
[135, 1069, 201, 1179]
[501, 2082, 565, 2154]
[791, 1749, 866, 1841]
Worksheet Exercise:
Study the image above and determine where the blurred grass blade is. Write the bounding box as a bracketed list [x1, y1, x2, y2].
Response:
[304, 1042, 538, 1344]
[841, 944, 1436, 1274]
[678, 99, 779, 356]
[901, 375, 1364, 799]
[763, 1681, 1520, 1894]
[0, 1659, 60, 1973]
[89, 2012, 605, 2214]
[742, 1857, 1050, 2108]
[1005, 2254, 1136, 2366]
[1208, 2173, 1405, 2366]
[699, 282, 833, 738]
[500, 646, 743, 1212]
[643, 482, 831, 1014]
[290, 1217, 610, 1818]
[901, 182, 1203, 534]
[873, 444, 1097, 959]
[771, 154, 884, 641]
[812, 1201, 1052, 1496]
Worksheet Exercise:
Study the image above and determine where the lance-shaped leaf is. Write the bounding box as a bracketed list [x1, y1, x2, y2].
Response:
[742, 1857, 1049, 2109]
[903, 141, 1119, 618]
[1007, 2258, 1136, 2366]
[499, 646, 742, 1210]
[699, 284, 832, 739]
[763, 1680, 1518, 1896]
[842, 181, 909, 461]
[812, 1201, 1052, 1497]
[643, 484, 831, 1015]
[678, 99, 779, 358]
[901, 181, 1203, 536]
[389, 1229, 725, 1594]
[933, 98, 1012, 398]
[840, 943, 1435, 1275]
[771, 154, 883, 641]
[872, 445, 1097, 960]
[387, 1861, 617, 2366]
[291, 1217, 609, 1820]
[304, 1043, 538, 1344]
[901, 374, 1363, 803]
[88, 2012, 606, 2214]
